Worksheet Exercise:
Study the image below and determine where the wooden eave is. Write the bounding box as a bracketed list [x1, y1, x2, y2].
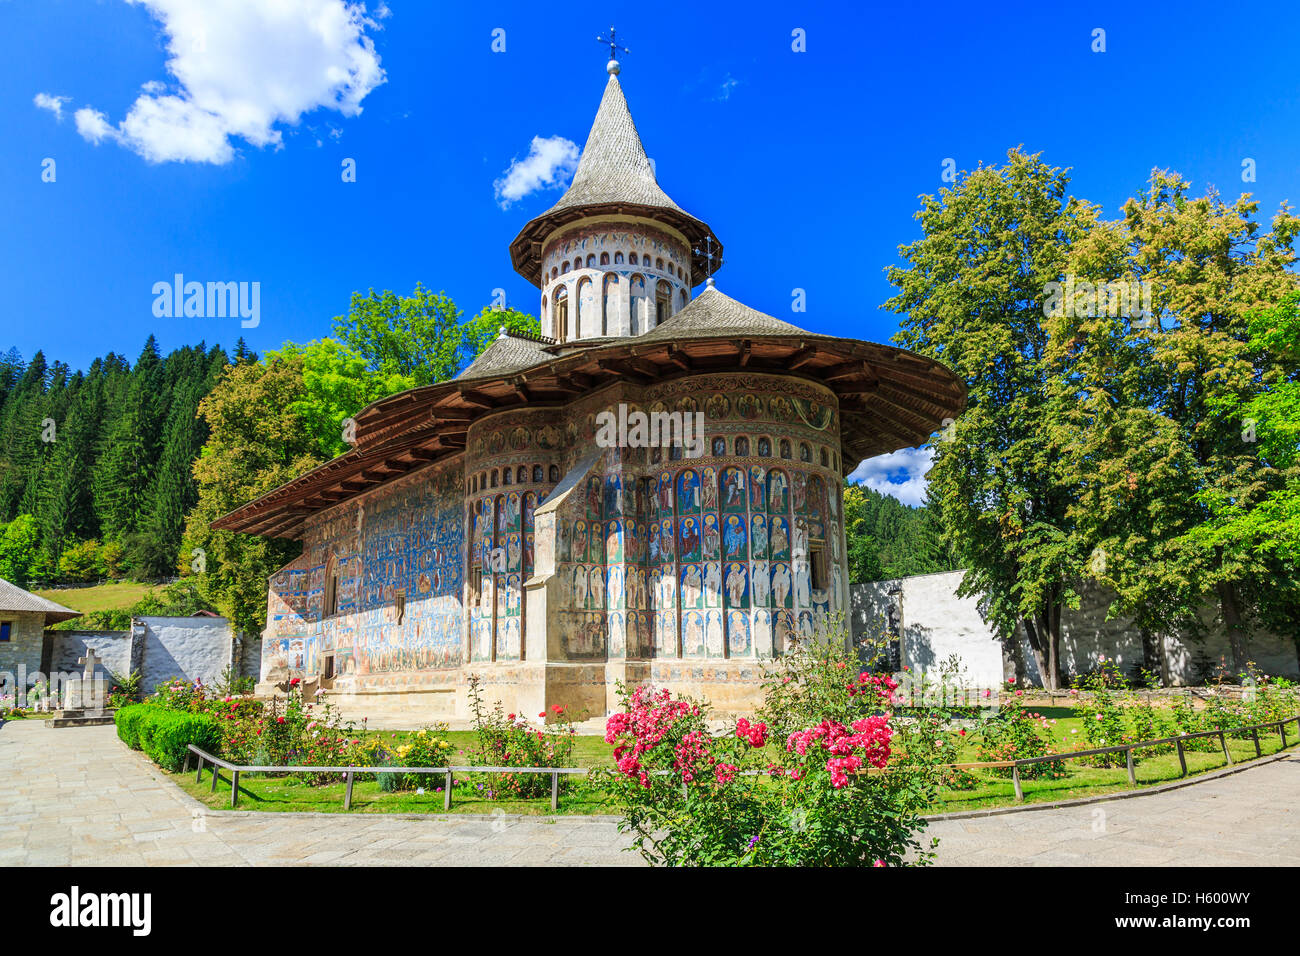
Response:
[211, 333, 965, 539]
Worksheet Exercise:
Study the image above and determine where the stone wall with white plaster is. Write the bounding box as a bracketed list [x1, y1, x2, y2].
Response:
[852, 570, 1298, 686]
[852, 571, 1005, 687]
[136, 617, 236, 693]
[46, 630, 134, 681]
[43, 618, 249, 698]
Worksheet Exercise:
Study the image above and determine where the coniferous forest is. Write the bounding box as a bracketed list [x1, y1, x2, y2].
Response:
[0, 337, 231, 587]
[0, 287, 539, 634]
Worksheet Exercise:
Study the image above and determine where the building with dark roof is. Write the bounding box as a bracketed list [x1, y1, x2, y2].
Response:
[0, 578, 80, 692]
[212, 59, 965, 721]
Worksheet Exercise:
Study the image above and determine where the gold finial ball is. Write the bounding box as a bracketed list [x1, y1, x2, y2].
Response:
[607, 59, 621, 75]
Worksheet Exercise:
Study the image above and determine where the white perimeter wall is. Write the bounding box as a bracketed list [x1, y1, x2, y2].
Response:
[852, 571, 1298, 686]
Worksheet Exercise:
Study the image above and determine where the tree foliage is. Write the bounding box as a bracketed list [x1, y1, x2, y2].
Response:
[843, 483, 957, 583]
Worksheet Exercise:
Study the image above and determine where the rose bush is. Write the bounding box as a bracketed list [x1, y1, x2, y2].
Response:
[466, 674, 577, 798]
[599, 629, 945, 867]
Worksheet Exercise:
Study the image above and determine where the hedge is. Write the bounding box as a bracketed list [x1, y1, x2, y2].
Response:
[114, 704, 220, 772]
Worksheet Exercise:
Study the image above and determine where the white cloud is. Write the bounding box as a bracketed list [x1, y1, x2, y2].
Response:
[74, 107, 117, 143]
[713, 74, 739, 102]
[494, 135, 580, 208]
[34, 93, 70, 119]
[848, 446, 933, 507]
[60, 0, 386, 164]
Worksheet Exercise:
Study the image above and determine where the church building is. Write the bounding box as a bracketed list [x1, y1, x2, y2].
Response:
[212, 58, 966, 722]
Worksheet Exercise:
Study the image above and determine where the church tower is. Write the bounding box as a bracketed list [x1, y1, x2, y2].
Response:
[508, 58, 721, 344]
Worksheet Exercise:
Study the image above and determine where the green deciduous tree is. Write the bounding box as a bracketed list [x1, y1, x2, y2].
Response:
[333, 285, 538, 387]
[1051, 174, 1300, 675]
[886, 149, 1093, 688]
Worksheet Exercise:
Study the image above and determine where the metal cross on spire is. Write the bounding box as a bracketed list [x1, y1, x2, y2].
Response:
[597, 26, 630, 74]
[693, 236, 724, 286]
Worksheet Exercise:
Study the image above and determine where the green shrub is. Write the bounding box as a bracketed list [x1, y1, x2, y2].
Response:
[115, 703, 220, 771]
[114, 703, 155, 750]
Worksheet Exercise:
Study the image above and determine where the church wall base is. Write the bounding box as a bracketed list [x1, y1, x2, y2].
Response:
[281, 659, 774, 731]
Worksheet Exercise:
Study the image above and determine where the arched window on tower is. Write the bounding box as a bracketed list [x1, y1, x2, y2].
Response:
[577, 276, 596, 337]
[655, 279, 672, 326]
[562, 260, 570, 274]
[614, 251, 624, 265]
[600, 252, 610, 266]
[679, 288, 688, 309]
[628, 274, 646, 336]
[586, 254, 596, 268]
[554, 285, 569, 343]
[602, 273, 618, 336]
[629, 252, 638, 265]
[656, 257, 665, 272]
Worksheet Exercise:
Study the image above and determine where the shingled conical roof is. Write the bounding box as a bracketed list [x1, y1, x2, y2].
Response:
[509, 70, 721, 287]
[544, 74, 685, 215]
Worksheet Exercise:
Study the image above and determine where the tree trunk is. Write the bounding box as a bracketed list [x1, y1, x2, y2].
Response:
[1021, 613, 1060, 690]
[1045, 602, 1062, 691]
[1139, 627, 1166, 687]
[1216, 581, 1248, 680]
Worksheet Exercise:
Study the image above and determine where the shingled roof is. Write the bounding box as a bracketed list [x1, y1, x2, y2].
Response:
[509, 71, 721, 287]
[636, 284, 810, 343]
[0, 577, 81, 624]
[544, 73, 688, 217]
[457, 329, 554, 382]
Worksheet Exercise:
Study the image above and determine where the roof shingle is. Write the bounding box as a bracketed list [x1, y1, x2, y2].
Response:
[0, 577, 81, 624]
[634, 285, 812, 342]
[456, 331, 553, 382]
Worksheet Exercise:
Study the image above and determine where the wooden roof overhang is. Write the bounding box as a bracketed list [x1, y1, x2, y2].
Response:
[508, 201, 722, 288]
[210, 334, 964, 539]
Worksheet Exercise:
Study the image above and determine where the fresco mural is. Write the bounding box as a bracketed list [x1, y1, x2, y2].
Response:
[264, 461, 465, 687]
[264, 373, 850, 691]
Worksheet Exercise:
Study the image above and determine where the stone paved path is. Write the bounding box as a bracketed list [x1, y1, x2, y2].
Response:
[0, 721, 640, 866]
[925, 752, 1300, 866]
[2, 720, 1296, 866]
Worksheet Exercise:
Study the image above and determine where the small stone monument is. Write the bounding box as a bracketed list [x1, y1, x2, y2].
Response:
[62, 648, 109, 715]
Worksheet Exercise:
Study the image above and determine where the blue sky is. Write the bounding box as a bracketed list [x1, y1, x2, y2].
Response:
[5, 0, 1300, 503]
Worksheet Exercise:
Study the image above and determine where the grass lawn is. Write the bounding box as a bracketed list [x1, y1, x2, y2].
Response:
[173, 762, 617, 816]
[931, 733, 1289, 812]
[374, 729, 615, 768]
[168, 715, 1297, 818]
[34, 580, 162, 616]
[173, 728, 619, 816]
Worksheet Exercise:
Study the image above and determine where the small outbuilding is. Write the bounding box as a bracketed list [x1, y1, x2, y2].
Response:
[0, 577, 81, 683]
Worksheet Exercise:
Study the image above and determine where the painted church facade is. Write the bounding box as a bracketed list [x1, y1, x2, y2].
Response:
[214, 60, 966, 722]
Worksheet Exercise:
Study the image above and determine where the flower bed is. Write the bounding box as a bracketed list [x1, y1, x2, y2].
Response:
[598, 627, 953, 867]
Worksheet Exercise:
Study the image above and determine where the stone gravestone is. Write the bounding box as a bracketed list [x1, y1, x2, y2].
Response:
[63, 648, 109, 715]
